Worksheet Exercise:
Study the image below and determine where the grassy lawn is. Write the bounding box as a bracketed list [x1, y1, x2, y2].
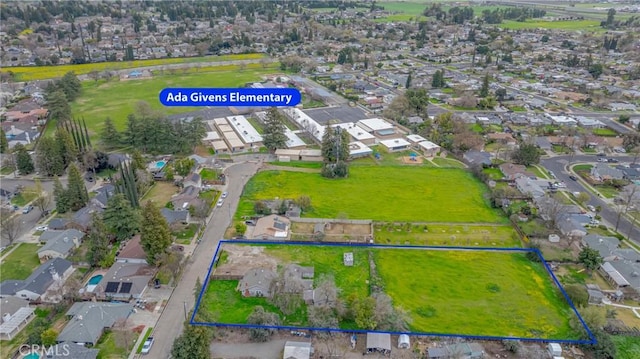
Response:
[500, 19, 604, 32]
[612, 336, 640, 359]
[96, 330, 137, 359]
[141, 182, 179, 206]
[1, 166, 14, 175]
[200, 168, 221, 181]
[236, 166, 506, 223]
[526, 165, 547, 179]
[592, 128, 618, 137]
[66, 65, 277, 142]
[174, 223, 199, 244]
[373, 223, 520, 247]
[595, 185, 619, 199]
[267, 161, 323, 169]
[573, 164, 593, 173]
[11, 191, 38, 207]
[431, 157, 465, 168]
[0, 243, 41, 280]
[376, 248, 576, 339]
[2, 53, 265, 81]
[246, 116, 264, 134]
[482, 167, 504, 180]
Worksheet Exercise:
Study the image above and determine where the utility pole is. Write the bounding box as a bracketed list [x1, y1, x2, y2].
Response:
[183, 301, 188, 321]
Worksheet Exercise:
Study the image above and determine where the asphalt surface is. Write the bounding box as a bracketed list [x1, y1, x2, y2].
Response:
[540, 154, 640, 243]
[148, 161, 261, 358]
[304, 105, 369, 125]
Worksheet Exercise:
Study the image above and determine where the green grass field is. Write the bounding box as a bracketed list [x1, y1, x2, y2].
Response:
[237, 166, 506, 223]
[500, 19, 603, 32]
[200, 243, 578, 339]
[67, 65, 277, 141]
[2, 53, 265, 81]
[612, 335, 640, 359]
[374, 223, 520, 247]
[0, 243, 41, 280]
[375, 248, 576, 338]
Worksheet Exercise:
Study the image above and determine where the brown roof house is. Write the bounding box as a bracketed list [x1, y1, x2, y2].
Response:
[250, 215, 291, 240]
[94, 261, 155, 300]
[115, 235, 148, 265]
[237, 268, 277, 297]
[499, 163, 536, 181]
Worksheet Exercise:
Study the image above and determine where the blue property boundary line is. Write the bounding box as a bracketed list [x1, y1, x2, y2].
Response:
[190, 240, 597, 345]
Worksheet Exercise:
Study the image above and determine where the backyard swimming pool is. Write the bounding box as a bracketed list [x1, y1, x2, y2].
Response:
[88, 274, 103, 285]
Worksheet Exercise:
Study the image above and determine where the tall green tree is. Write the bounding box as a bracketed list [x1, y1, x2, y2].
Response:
[140, 201, 172, 265]
[45, 89, 71, 122]
[66, 163, 89, 211]
[0, 128, 7, 154]
[59, 71, 82, 101]
[53, 177, 70, 213]
[321, 126, 349, 163]
[101, 117, 120, 146]
[55, 127, 78, 166]
[87, 212, 111, 267]
[578, 247, 603, 272]
[36, 136, 65, 176]
[405, 72, 412, 89]
[103, 193, 140, 240]
[174, 158, 195, 177]
[116, 161, 140, 207]
[131, 149, 146, 171]
[13, 143, 35, 175]
[262, 108, 287, 152]
[171, 325, 212, 359]
[511, 143, 540, 166]
[480, 73, 490, 97]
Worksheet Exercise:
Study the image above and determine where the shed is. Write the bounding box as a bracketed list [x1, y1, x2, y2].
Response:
[343, 253, 354, 266]
[283, 341, 312, 359]
[398, 334, 410, 349]
[366, 332, 391, 353]
[549, 234, 560, 243]
[548, 343, 562, 356]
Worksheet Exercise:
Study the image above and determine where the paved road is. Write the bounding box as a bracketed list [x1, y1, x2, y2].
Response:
[540, 154, 640, 243]
[149, 161, 261, 358]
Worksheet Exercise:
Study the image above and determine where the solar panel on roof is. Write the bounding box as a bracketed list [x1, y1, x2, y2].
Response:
[119, 282, 133, 294]
[105, 282, 119, 293]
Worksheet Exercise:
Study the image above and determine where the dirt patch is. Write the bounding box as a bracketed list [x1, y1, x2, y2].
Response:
[214, 244, 279, 277]
[401, 156, 423, 164]
[291, 222, 371, 236]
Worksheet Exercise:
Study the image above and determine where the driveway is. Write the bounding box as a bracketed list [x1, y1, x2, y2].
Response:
[540, 154, 640, 243]
[211, 339, 286, 359]
[147, 161, 261, 357]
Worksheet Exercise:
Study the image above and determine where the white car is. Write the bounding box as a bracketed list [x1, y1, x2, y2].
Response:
[221, 191, 228, 199]
[35, 225, 48, 231]
[217, 199, 224, 207]
[141, 337, 154, 354]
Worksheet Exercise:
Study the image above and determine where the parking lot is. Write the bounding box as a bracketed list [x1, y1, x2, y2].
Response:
[304, 105, 369, 125]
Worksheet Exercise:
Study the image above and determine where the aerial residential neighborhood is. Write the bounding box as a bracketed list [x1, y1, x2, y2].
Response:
[1, 0, 640, 359]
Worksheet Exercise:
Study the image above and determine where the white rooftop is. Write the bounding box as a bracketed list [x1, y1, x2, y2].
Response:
[418, 140, 441, 150]
[285, 129, 306, 148]
[283, 108, 325, 141]
[379, 138, 410, 149]
[227, 115, 263, 144]
[203, 131, 220, 141]
[348, 141, 373, 156]
[331, 122, 376, 141]
[0, 306, 35, 337]
[357, 118, 394, 132]
[406, 134, 427, 143]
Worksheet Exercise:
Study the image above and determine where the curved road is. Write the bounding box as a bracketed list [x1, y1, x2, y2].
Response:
[541, 155, 640, 243]
[148, 161, 261, 358]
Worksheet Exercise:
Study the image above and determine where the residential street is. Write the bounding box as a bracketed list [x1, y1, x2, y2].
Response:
[148, 161, 261, 358]
[540, 154, 640, 243]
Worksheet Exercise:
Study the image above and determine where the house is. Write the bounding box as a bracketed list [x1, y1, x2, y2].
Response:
[586, 284, 605, 304]
[499, 163, 536, 181]
[57, 302, 134, 346]
[534, 136, 552, 151]
[237, 267, 277, 297]
[70, 204, 104, 231]
[366, 332, 391, 354]
[605, 260, 640, 294]
[283, 341, 312, 359]
[91, 184, 115, 209]
[284, 264, 314, 293]
[161, 208, 190, 227]
[171, 185, 204, 211]
[582, 234, 620, 260]
[47, 342, 99, 359]
[0, 297, 34, 340]
[463, 150, 491, 167]
[0, 258, 74, 302]
[590, 163, 624, 181]
[94, 262, 155, 300]
[417, 140, 441, 157]
[115, 235, 148, 265]
[515, 177, 545, 198]
[379, 138, 411, 152]
[600, 261, 632, 289]
[183, 172, 202, 188]
[48, 218, 69, 230]
[556, 213, 588, 240]
[251, 215, 291, 240]
[487, 132, 517, 146]
[37, 229, 84, 262]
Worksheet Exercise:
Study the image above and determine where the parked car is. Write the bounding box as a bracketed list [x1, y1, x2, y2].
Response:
[596, 152, 606, 157]
[587, 205, 596, 212]
[153, 278, 161, 289]
[35, 225, 48, 231]
[607, 158, 619, 163]
[597, 158, 608, 162]
[141, 337, 154, 354]
[216, 199, 224, 207]
[569, 175, 578, 181]
[22, 205, 34, 214]
[221, 191, 228, 199]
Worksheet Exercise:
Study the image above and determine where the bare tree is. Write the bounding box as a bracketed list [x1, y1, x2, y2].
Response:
[615, 184, 640, 231]
[1, 214, 22, 245]
[537, 193, 567, 229]
[113, 318, 135, 349]
[32, 180, 51, 215]
[318, 335, 348, 359]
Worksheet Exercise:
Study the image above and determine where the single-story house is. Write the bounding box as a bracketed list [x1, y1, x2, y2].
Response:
[69, 204, 104, 231]
[603, 260, 640, 294]
[379, 138, 410, 152]
[0, 258, 74, 302]
[171, 185, 204, 211]
[590, 163, 624, 182]
[515, 177, 546, 198]
[37, 229, 84, 262]
[57, 302, 134, 346]
[47, 342, 99, 359]
[161, 208, 190, 227]
[600, 262, 631, 289]
[283, 341, 312, 359]
[463, 150, 491, 167]
[94, 262, 155, 300]
[48, 218, 69, 230]
[499, 163, 536, 181]
[586, 284, 605, 304]
[251, 215, 291, 240]
[417, 140, 441, 157]
[0, 297, 34, 340]
[556, 213, 588, 240]
[91, 184, 116, 209]
[237, 267, 277, 297]
[582, 234, 620, 260]
[115, 235, 148, 265]
[183, 172, 202, 188]
[487, 132, 517, 145]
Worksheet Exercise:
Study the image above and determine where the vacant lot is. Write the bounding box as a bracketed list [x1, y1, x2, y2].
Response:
[141, 182, 180, 206]
[198, 243, 579, 339]
[2, 53, 265, 81]
[236, 167, 505, 223]
[373, 223, 520, 247]
[0, 243, 41, 280]
[66, 65, 277, 141]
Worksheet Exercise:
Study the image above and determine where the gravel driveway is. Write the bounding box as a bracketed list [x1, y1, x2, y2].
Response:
[211, 339, 286, 359]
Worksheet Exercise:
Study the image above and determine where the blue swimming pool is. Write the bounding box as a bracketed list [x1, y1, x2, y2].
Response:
[24, 353, 39, 359]
[88, 274, 103, 285]
[155, 161, 166, 168]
